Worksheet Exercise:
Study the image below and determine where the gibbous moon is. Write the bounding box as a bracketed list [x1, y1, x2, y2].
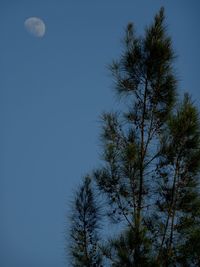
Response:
[24, 17, 46, 38]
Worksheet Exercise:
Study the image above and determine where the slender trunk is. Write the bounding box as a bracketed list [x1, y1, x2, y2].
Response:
[138, 79, 148, 225]
[134, 80, 148, 266]
[83, 212, 90, 267]
[168, 160, 179, 256]
[156, 158, 179, 265]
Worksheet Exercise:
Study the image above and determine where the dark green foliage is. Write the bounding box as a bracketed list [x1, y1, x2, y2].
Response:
[177, 227, 200, 266]
[69, 176, 102, 266]
[154, 94, 200, 266]
[101, 227, 158, 267]
[68, 7, 200, 267]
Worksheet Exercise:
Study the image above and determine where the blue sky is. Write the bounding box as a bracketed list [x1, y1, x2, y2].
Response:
[0, 1, 199, 266]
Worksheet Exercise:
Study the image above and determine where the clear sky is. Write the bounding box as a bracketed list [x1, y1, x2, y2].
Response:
[1, 1, 199, 266]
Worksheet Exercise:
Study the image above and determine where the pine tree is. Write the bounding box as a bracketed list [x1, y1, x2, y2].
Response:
[68, 7, 200, 266]
[69, 176, 102, 266]
[155, 94, 200, 266]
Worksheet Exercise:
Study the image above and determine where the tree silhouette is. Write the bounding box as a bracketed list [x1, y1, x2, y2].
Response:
[68, 7, 200, 266]
[69, 176, 102, 266]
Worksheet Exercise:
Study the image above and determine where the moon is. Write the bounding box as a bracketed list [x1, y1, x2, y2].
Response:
[24, 17, 46, 38]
